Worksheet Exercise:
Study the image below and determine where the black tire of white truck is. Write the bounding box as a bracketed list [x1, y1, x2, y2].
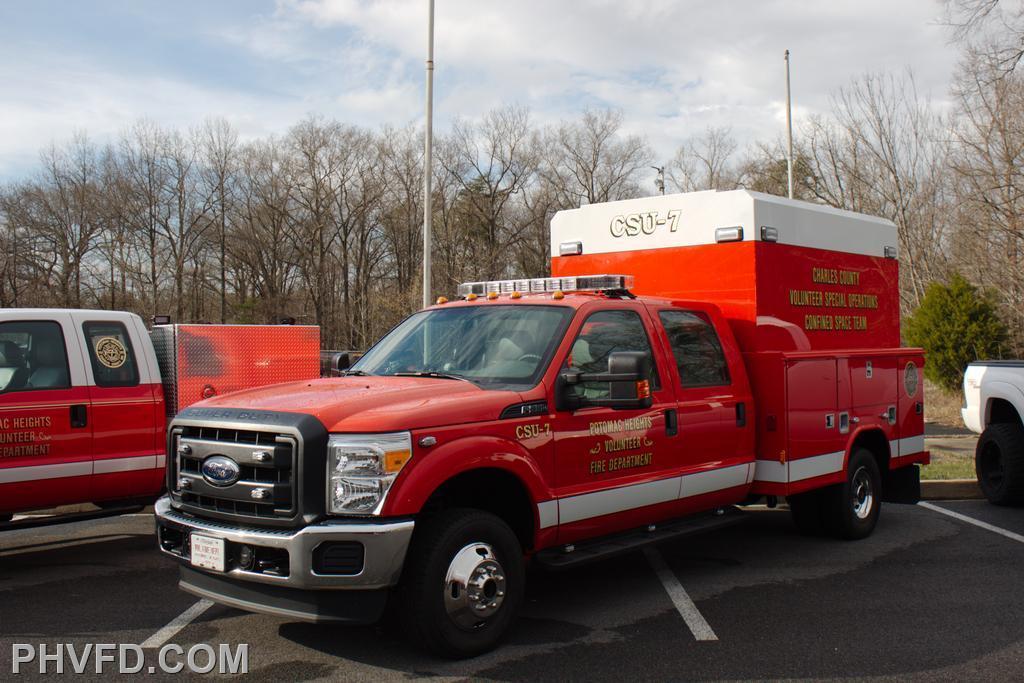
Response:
[976, 423, 1024, 506]
[398, 508, 524, 658]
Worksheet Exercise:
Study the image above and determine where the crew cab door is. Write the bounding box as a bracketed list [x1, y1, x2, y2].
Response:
[551, 304, 678, 543]
[650, 306, 755, 503]
[0, 312, 93, 513]
[70, 313, 164, 503]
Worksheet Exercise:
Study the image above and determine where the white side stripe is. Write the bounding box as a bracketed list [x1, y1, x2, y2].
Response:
[543, 462, 753, 527]
[559, 477, 679, 525]
[789, 450, 845, 481]
[94, 454, 157, 474]
[754, 432, 927, 485]
[0, 461, 92, 484]
[894, 435, 926, 457]
[0, 454, 164, 484]
[537, 500, 558, 529]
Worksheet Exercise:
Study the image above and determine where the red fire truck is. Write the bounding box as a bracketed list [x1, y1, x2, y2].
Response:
[0, 312, 319, 524]
[154, 190, 927, 657]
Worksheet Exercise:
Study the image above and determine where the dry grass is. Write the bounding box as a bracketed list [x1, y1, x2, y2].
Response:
[921, 449, 976, 480]
[925, 379, 964, 428]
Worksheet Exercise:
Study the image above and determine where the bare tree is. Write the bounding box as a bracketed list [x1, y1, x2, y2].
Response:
[667, 126, 741, 192]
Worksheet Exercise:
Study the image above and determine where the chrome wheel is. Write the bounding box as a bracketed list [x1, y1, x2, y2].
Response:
[851, 466, 874, 520]
[443, 542, 507, 630]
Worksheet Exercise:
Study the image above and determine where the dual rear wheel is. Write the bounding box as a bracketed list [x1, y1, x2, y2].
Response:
[788, 448, 881, 540]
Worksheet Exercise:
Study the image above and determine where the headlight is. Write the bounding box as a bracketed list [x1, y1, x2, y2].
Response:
[327, 432, 412, 514]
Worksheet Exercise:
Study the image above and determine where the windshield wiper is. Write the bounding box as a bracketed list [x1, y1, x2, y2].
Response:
[393, 371, 474, 383]
[340, 369, 371, 376]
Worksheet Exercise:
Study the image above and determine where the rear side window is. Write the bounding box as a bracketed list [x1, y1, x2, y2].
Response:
[659, 310, 731, 388]
[0, 320, 71, 393]
[83, 321, 139, 388]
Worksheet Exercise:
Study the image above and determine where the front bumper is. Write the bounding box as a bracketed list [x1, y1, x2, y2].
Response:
[154, 496, 415, 592]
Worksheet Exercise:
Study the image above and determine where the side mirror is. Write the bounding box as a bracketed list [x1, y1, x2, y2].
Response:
[557, 351, 654, 411]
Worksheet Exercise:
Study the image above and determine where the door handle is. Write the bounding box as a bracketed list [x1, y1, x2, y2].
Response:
[665, 409, 678, 437]
[736, 402, 747, 427]
[70, 404, 87, 428]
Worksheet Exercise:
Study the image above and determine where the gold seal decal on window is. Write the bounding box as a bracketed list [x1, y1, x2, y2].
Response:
[94, 337, 127, 369]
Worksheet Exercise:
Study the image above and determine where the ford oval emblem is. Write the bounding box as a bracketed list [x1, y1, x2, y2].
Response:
[201, 455, 241, 487]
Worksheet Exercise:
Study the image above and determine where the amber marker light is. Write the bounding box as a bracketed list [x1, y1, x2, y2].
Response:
[511, 291, 522, 299]
[436, 296, 448, 305]
[552, 291, 565, 300]
[636, 379, 651, 399]
[385, 449, 413, 473]
[487, 291, 499, 300]
[466, 293, 478, 301]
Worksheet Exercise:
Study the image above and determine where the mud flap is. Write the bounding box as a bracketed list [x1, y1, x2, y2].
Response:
[882, 464, 921, 504]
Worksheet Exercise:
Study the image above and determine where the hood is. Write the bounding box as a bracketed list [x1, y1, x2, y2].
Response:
[192, 376, 524, 432]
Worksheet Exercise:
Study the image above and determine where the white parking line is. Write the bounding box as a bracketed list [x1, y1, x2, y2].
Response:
[919, 502, 1024, 544]
[643, 546, 718, 641]
[141, 600, 215, 649]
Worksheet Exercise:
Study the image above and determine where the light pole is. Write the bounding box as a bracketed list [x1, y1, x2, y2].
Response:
[785, 49, 794, 200]
[422, 0, 435, 308]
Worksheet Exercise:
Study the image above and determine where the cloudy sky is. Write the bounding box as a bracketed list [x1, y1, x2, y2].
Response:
[0, 0, 957, 181]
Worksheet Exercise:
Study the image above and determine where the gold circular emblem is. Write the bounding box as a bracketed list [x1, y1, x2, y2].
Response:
[904, 362, 919, 398]
[94, 337, 127, 369]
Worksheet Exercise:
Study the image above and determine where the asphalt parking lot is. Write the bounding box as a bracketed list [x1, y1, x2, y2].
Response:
[2, 497, 1024, 681]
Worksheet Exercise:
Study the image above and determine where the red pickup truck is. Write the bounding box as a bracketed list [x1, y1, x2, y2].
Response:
[0, 311, 319, 523]
[154, 190, 927, 657]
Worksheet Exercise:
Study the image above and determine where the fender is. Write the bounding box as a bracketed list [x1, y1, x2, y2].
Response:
[843, 425, 891, 469]
[983, 380, 1024, 427]
[382, 434, 553, 520]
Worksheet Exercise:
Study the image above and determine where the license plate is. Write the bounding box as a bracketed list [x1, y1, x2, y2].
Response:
[190, 534, 226, 572]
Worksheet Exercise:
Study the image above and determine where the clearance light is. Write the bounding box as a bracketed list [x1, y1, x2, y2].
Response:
[457, 275, 634, 298]
[715, 226, 744, 243]
[884, 246, 897, 259]
[466, 293, 478, 301]
[559, 240, 583, 256]
[511, 291, 522, 299]
[553, 291, 565, 300]
[436, 296, 448, 305]
[760, 226, 779, 242]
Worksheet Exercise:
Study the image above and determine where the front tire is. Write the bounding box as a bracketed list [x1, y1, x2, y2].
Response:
[398, 509, 524, 658]
[976, 423, 1024, 505]
[823, 448, 881, 540]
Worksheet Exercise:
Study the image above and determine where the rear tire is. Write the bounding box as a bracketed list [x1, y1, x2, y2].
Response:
[976, 423, 1024, 505]
[787, 489, 826, 535]
[398, 508, 524, 658]
[823, 448, 882, 540]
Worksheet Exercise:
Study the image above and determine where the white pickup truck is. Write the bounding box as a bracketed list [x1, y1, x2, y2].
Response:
[963, 361, 1024, 504]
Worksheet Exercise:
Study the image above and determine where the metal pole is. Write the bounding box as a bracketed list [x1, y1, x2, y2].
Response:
[785, 49, 794, 200]
[422, 0, 435, 309]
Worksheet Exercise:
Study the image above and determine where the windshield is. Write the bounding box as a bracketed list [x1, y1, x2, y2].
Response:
[351, 304, 573, 389]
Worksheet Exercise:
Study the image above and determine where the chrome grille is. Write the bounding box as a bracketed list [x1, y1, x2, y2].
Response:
[171, 425, 298, 521]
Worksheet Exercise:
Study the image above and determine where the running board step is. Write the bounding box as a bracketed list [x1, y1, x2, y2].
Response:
[534, 507, 746, 570]
[0, 505, 145, 532]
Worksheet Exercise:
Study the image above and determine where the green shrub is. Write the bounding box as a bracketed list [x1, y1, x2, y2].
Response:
[904, 273, 1008, 392]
